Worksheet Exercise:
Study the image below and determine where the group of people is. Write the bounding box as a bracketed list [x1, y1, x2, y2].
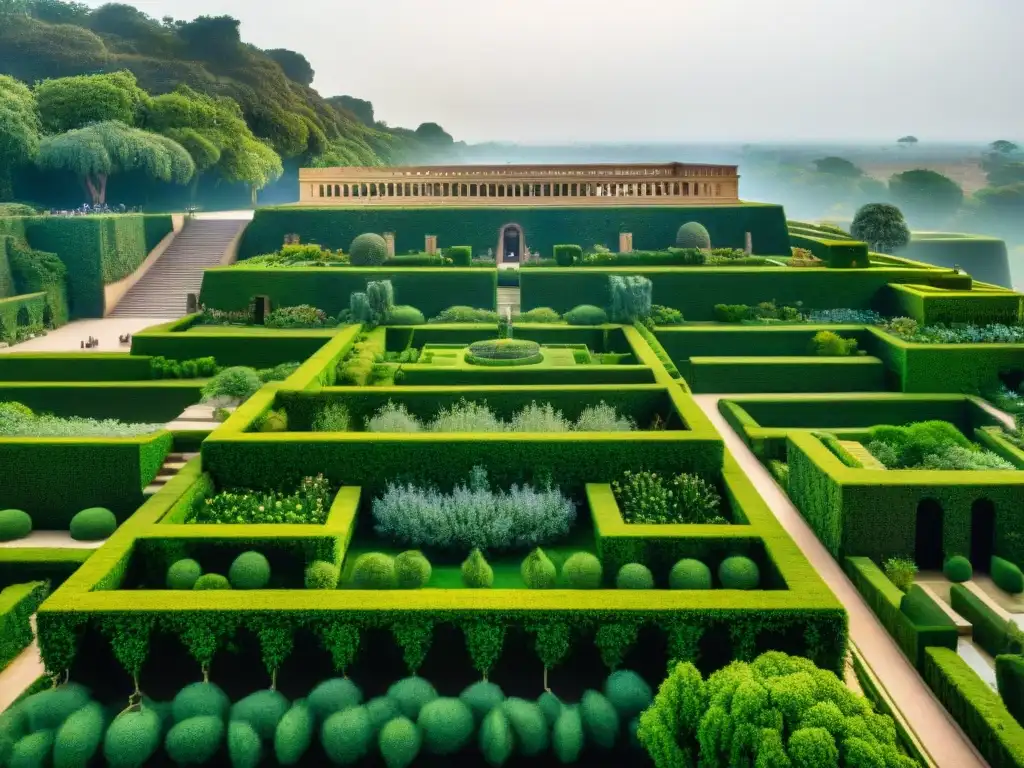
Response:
[46, 203, 138, 217]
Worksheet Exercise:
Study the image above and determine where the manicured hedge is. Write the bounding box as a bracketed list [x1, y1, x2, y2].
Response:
[0, 352, 154, 382]
[685, 356, 886, 393]
[997, 654, 1024, 726]
[886, 283, 1022, 325]
[386, 325, 633, 354]
[950, 583, 1015, 657]
[0, 381, 203, 422]
[2, 235, 69, 326]
[896, 233, 1012, 289]
[788, 232, 870, 268]
[656, 325, 877, 362]
[519, 266, 969, 316]
[399, 365, 655, 386]
[237, 204, 792, 260]
[0, 581, 48, 671]
[0, 548, 92, 591]
[199, 267, 497, 317]
[924, 646, 1024, 768]
[0, 291, 47, 343]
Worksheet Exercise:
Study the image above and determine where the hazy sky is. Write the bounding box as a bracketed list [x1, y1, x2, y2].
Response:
[88, 0, 1023, 144]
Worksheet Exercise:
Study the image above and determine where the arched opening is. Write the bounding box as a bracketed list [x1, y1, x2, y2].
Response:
[497, 223, 524, 263]
[970, 499, 996, 572]
[915, 499, 944, 570]
[16, 306, 30, 326]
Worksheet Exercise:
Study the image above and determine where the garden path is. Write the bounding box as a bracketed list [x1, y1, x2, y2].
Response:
[0, 317, 171, 354]
[0, 617, 43, 712]
[693, 393, 986, 768]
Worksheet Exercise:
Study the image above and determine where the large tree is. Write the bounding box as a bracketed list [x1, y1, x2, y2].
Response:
[328, 95, 375, 127]
[35, 70, 149, 133]
[414, 122, 453, 145]
[265, 48, 314, 86]
[36, 120, 194, 205]
[888, 169, 964, 226]
[0, 75, 41, 200]
[850, 202, 911, 253]
[812, 156, 863, 178]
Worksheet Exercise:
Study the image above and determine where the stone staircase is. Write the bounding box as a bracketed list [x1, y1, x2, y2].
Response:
[109, 218, 248, 317]
[144, 451, 199, 497]
[497, 287, 521, 317]
[838, 440, 888, 469]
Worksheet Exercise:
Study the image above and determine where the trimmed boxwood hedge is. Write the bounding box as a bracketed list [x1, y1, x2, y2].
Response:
[0, 581, 48, 671]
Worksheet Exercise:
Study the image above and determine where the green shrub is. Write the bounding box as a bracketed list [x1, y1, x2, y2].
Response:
[103, 707, 162, 768]
[521, 548, 557, 589]
[201, 366, 262, 404]
[350, 292, 372, 324]
[480, 707, 514, 765]
[993, 556, 1024, 595]
[467, 338, 541, 361]
[718, 556, 760, 589]
[172, 682, 230, 723]
[10, 730, 54, 768]
[564, 304, 607, 325]
[883, 556, 918, 593]
[256, 409, 289, 433]
[165, 715, 225, 765]
[500, 698, 549, 756]
[612, 470, 724, 525]
[166, 559, 203, 590]
[554, 244, 582, 266]
[312, 403, 351, 432]
[308, 679, 363, 722]
[580, 690, 619, 749]
[367, 280, 395, 325]
[367, 697, 399, 734]
[386, 305, 425, 325]
[0, 509, 31, 541]
[669, 559, 712, 590]
[394, 551, 432, 589]
[387, 677, 438, 720]
[193, 573, 231, 590]
[228, 551, 271, 590]
[459, 681, 505, 724]
[605, 670, 653, 720]
[562, 552, 603, 589]
[22, 683, 91, 731]
[69, 507, 116, 541]
[537, 691, 562, 726]
[53, 700, 104, 767]
[230, 689, 289, 740]
[322, 706, 372, 764]
[515, 307, 562, 323]
[350, 552, 396, 589]
[650, 305, 684, 325]
[609, 275, 652, 323]
[304, 560, 340, 590]
[997, 654, 1024, 726]
[676, 222, 711, 249]
[553, 706, 584, 763]
[461, 549, 494, 588]
[227, 721, 261, 768]
[446, 246, 472, 266]
[808, 330, 859, 356]
[428, 306, 499, 324]
[944, 555, 973, 583]
[616, 563, 655, 589]
[417, 698, 474, 755]
[349, 233, 388, 266]
[378, 716, 421, 768]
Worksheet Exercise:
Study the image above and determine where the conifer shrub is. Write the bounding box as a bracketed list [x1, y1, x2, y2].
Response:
[367, 280, 395, 325]
[500, 698, 549, 756]
[459, 682, 505, 724]
[165, 715, 225, 765]
[227, 721, 261, 768]
[304, 560, 340, 590]
[349, 233, 388, 266]
[0, 509, 31, 541]
[166, 559, 203, 590]
[564, 304, 608, 325]
[69, 507, 116, 541]
[350, 552, 396, 589]
[676, 222, 711, 250]
[562, 551, 603, 588]
[172, 682, 230, 722]
[308, 679, 363, 722]
[193, 573, 231, 590]
[394, 550, 432, 589]
[609, 275, 653, 323]
[387, 677, 438, 720]
[580, 690, 620, 749]
[230, 689, 289, 740]
[322, 706, 372, 764]
[417, 698, 474, 755]
[718, 555, 760, 589]
[616, 563, 655, 589]
[461, 548, 494, 588]
[228, 551, 271, 590]
[521, 547, 557, 589]
[273, 702, 314, 766]
[943, 555, 973, 583]
[378, 716, 421, 768]
[103, 707, 162, 768]
[669, 558, 712, 590]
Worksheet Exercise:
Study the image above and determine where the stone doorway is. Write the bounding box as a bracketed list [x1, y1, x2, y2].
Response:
[915, 498, 944, 570]
[970, 499, 996, 572]
[498, 223, 524, 263]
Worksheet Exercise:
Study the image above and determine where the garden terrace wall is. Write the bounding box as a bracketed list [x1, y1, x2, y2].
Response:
[886, 283, 1023, 325]
[131, 316, 340, 367]
[0, 548, 92, 590]
[399, 363, 656, 386]
[0, 581, 48, 671]
[0, 291, 48, 341]
[789, 232, 870, 268]
[686, 356, 886, 393]
[0, 381, 203, 422]
[656, 325, 877, 361]
[896, 234, 1013, 289]
[0, 352, 154, 381]
[237, 204, 792, 259]
[518, 266, 970, 316]
[385, 324, 634, 354]
[198, 266, 498, 317]
[786, 429, 1024, 563]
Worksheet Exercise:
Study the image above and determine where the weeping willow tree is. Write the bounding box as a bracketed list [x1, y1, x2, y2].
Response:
[35, 119, 195, 205]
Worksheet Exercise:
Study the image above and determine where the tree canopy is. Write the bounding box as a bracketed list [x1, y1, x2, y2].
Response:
[35, 70, 148, 133]
[850, 202, 911, 253]
[888, 169, 964, 225]
[897, 135, 918, 144]
[265, 48, 314, 87]
[415, 122, 454, 145]
[329, 95, 375, 127]
[812, 157, 863, 179]
[0, 75, 41, 200]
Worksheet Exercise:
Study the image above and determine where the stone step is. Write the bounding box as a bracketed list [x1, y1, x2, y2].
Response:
[838, 440, 888, 470]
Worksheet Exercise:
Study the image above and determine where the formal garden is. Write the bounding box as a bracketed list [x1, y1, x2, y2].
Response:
[1, 207, 1023, 767]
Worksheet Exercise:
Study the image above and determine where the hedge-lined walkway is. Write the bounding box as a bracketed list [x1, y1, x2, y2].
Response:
[0, 317, 171, 353]
[694, 393, 985, 768]
[0, 616, 42, 712]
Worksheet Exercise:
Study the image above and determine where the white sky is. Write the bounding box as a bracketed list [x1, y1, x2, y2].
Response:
[88, 0, 1023, 143]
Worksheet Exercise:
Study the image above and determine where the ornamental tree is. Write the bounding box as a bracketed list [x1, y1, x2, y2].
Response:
[36, 120, 194, 205]
[0, 75, 40, 200]
[35, 70, 149, 133]
[850, 203, 910, 254]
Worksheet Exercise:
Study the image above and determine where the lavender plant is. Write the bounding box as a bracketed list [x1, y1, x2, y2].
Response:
[0, 401, 163, 438]
[363, 399, 636, 433]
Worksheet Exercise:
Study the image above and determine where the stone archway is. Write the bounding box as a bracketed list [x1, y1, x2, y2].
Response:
[497, 223, 525, 263]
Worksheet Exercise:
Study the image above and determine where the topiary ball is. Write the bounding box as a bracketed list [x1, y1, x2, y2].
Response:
[307, 678, 363, 722]
[53, 700, 104, 767]
[193, 573, 231, 590]
[322, 706, 372, 764]
[228, 551, 271, 590]
[480, 706, 514, 766]
[417, 698, 474, 755]
[273, 702, 314, 766]
[500, 698, 549, 756]
[304, 560, 340, 590]
[0, 509, 31, 542]
[537, 691, 563, 726]
[230, 689, 290, 740]
[386, 677, 438, 720]
[394, 551, 432, 589]
[165, 715, 225, 765]
[521, 548, 557, 589]
[718, 555, 760, 590]
[172, 682, 230, 723]
[943, 555, 973, 583]
[669, 558, 712, 590]
[459, 681, 505, 724]
[21, 683, 92, 732]
[553, 705, 584, 763]
[349, 233, 388, 266]
[386, 306, 426, 325]
[461, 549, 494, 588]
[676, 221, 711, 250]
[366, 697, 399, 734]
[227, 721, 262, 768]
[564, 304, 608, 326]
[616, 563, 654, 590]
[166, 559, 203, 590]
[562, 552, 603, 589]
[350, 552, 396, 589]
[378, 716, 421, 768]
[103, 707, 162, 768]
[604, 670, 653, 719]
[580, 690, 619, 750]
[9, 731, 54, 768]
[69, 507, 117, 541]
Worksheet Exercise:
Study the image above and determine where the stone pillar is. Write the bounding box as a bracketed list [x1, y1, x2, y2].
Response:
[619, 233, 633, 253]
[745, 232, 753, 255]
[425, 235, 438, 255]
[384, 233, 396, 257]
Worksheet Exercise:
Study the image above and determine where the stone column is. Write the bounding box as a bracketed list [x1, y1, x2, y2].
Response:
[619, 233, 633, 253]
[426, 235, 438, 255]
[745, 232, 753, 255]
[384, 233, 396, 257]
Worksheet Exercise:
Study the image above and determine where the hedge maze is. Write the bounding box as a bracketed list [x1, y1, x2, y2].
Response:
[3, 208, 1024, 766]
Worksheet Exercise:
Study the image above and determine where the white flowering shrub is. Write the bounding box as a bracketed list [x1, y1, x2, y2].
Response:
[0, 401, 163, 438]
[363, 399, 636, 433]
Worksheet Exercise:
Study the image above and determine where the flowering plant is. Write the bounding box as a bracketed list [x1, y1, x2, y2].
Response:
[189, 475, 333, 524]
